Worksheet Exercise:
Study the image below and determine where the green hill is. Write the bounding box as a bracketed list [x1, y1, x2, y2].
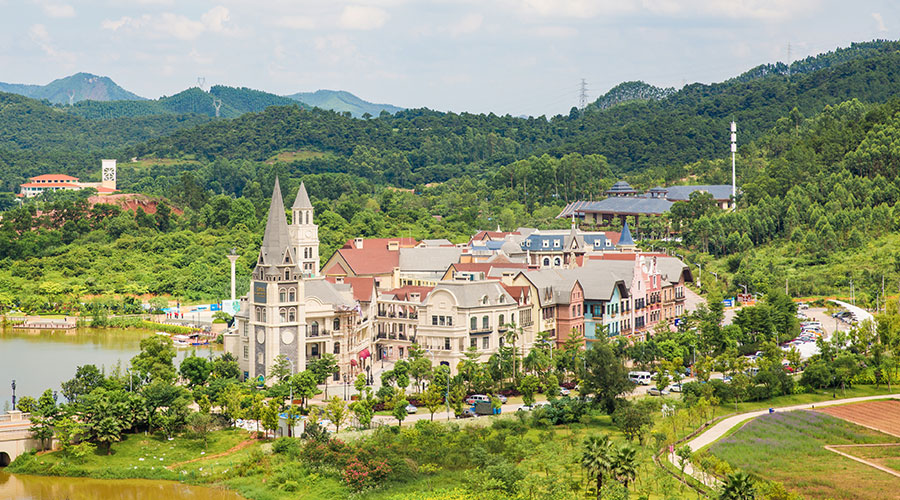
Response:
[0, 72, 144, 104]
[68, 86, 304, 120]
[285, 89, 403, 117]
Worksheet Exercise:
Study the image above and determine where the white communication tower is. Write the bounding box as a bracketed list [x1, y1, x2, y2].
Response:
[197, 76, 207, 92]
[730, 121, 737, 207]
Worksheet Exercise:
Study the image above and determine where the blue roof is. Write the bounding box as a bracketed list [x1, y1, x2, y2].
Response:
[522, 232, 611, 250]
[619, 222, 634, 246]
[664, 185, 733, 201]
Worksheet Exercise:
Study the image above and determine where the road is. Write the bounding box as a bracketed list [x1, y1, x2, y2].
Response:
[669, 393, 900, 488]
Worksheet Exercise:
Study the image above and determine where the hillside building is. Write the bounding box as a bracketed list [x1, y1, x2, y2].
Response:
[18, 160, 118, 198]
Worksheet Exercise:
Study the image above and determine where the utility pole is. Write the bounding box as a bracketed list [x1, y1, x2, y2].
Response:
[578, 79, 588, 113]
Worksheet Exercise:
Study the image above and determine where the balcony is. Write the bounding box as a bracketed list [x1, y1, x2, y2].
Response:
[469, 328, 492, 335]
[308, 329, 331, 338]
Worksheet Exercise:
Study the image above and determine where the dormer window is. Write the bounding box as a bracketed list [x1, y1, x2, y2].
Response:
[542, 240, 549, 248]
[284, 270, 290, 280]
[482, 295, 489, 305]
[553, 240, 560, 248]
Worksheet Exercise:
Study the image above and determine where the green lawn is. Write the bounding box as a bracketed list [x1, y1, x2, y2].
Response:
[710, 410, 900, 500]
[10, 429, 248, 480]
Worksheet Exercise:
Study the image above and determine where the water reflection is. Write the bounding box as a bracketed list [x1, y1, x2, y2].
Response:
[0, 471, 246, 500]
[0, 327, 222, 402]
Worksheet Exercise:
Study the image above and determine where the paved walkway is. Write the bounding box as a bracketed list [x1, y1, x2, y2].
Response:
[669, 393, 900, 489]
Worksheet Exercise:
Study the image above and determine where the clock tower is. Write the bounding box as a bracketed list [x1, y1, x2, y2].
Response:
[291, 182, 319, 277]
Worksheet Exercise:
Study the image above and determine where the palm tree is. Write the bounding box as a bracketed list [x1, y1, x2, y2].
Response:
[612, 443, 638, 491]
[581, 434, 614, 499]
[719, 470, 756, 500]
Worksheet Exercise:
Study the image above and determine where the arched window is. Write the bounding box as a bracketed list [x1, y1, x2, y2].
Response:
[482, 295, 489, 305]
[333, 318, 340, 331]
[279, 308, 286, 322]
[499, 295, 505, 303]
[482, 315, 489, 329]
[334, 342, 340, 354]
[470, 317, 477, 331]
[284, 270, 290, 280]
[543, 257, 550, 266]
[554, 257, 561, 266]
[311, 321, 319, 336]
[288, 288, 296, 301]
[288, 308, 296, 322]
[499, 314, 505, 326]
[279, 290, 286, 302]
[256, 307, 262, 322]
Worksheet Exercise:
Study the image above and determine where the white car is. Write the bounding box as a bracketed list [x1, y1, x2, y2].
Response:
[558, 387, 571, 396]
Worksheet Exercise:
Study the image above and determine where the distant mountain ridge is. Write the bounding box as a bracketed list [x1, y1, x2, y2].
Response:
[0, 72, 144, 104]
[0, 73, 403, 119]
[285, 89, 404, 117]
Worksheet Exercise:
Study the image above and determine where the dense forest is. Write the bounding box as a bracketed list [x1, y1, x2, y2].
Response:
[5, 40, 900, 312]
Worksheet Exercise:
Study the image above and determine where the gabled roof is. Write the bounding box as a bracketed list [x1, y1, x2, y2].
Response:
[326, 276, 377, 303]
[305, 279, 354, 308]
[292, 181, 313, 209]
[518, 269, 582, 306]
[29, 174, 79, 182]
[427, 281, 514, 308]
[259, 178, 292, 266]
[331, 237, 418, 276]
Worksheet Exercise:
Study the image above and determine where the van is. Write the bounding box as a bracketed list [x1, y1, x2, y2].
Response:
[465, 394, 490, 405]
[628, 371, 652, 385]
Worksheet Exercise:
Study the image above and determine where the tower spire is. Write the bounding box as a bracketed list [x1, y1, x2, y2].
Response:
[260, 177, 291, 265]
[292, 181, 313, 209]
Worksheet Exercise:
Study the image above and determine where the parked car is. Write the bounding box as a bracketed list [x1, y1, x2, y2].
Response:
[669, 383, 682, 393]
[465, 394, 490, 405]
[648, 386, 670, 396]
[495, 394, 508, 404]
[558, 387, 571, 396]
[628, 371, 653, 385]
[405, 404, 418, 414]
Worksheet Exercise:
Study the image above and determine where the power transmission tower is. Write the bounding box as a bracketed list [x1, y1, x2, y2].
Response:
[213, 97, 223, 118]
[197, 76, 206, 92]
[578, 79, 588, 112]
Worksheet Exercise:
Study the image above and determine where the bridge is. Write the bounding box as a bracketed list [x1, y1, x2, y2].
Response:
[0, 411, 41, 467]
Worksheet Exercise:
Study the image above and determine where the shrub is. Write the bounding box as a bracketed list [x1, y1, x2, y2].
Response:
[272, 437, 302, 457]
[343, 457, 392, 491]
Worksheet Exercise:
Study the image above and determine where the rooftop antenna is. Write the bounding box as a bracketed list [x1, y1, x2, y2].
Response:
[68, 90, 75, 106]
[578, 78, 588, 113]
[730, 120, 737, 208]
[212, 97, 223, 118]
[197, 76, 206, 92]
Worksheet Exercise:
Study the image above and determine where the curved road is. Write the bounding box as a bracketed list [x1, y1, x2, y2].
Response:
[670, 393, 900, 488]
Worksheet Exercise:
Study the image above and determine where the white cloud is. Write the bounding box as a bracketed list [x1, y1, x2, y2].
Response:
[338, 5, 389, 30]
[313, 34, 359, 64]
[507, 0, 634, 19]
[41, 4, 74, 18]
[448, 13, 483, 36]
[275, 16, 315, 30]
[28, 23, 75, 63]
[872, 12, 888, 33]
[504, 0, 819, 21]
[101, 6, 235, 41]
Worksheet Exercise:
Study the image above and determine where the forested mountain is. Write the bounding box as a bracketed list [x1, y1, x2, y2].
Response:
[0, 72, 143, 104]
[285, 89, 403, 117]
[593, 81, 676, 110]
[67, 86, 304, 120]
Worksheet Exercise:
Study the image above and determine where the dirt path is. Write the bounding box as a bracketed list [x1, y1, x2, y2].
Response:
[166, 438, 255, 470]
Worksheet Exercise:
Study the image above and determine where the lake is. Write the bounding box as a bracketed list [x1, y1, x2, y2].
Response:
[0, 470, 246, 500]
[0, 327, 222, 405]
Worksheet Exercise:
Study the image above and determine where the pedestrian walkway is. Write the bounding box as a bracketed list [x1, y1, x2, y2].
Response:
[669, 393, 900, 489]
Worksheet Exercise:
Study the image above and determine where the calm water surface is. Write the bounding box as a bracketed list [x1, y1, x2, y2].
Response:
[0, 471, 246, 500]
[0, 327, 221, 403]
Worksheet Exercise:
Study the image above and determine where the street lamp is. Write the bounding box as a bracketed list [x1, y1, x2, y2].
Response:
[286, 358, 295, 438]
[343, 373, 348, 400]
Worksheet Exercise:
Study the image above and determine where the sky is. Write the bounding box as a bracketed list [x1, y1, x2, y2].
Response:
[0, 0, 898, 116]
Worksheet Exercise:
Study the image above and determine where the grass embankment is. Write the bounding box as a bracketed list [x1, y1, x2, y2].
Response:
[839, 445, 900, 472]
[9, 429, 248, 481]
[709, 410, 900, 500]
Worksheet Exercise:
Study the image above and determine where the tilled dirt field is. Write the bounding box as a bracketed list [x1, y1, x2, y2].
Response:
[817, 399, 900, 437]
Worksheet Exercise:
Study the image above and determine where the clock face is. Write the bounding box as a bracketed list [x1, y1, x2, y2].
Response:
[305, 231, 312, 238]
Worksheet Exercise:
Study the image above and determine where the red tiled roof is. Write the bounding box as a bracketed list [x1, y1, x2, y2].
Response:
[604, 231, 621, 246]
[470, 230, 521, 242]
[382, 285, 434, 302]
[500, 284, 530, 304]
[588, 252, 669, 261]
[326, 276, 376, 303]
[20, 182, 82, 188]
[336, 238, 418, 275]
[29, 174, 80, 182]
